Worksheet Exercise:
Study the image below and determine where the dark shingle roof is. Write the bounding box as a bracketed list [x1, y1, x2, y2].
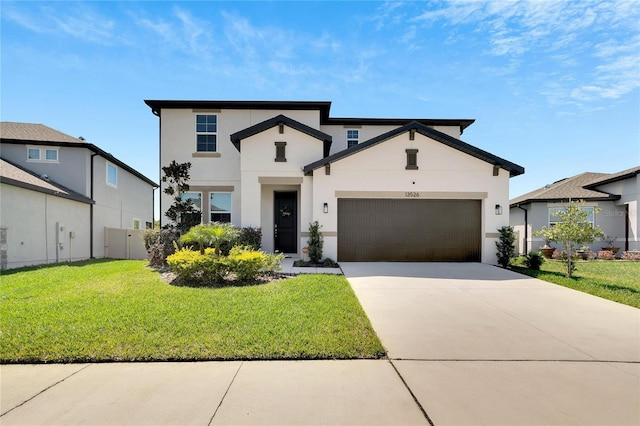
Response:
[584, 166, 640, 188]
[510, 172, 621, 206]
[230, 114, 332, 156]
[0, 158, 94, 204]
[303, 121, 524, 177]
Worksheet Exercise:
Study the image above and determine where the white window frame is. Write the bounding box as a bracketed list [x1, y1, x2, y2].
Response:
[346, 129, 359, 148]
[210, 192, 232, 223]
[27, 146, 59, 163]
[106, 162, 118, 187]
[195, 114, 218, 153]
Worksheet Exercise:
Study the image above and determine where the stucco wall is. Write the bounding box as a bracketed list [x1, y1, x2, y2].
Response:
[158, 108, 320, 227]
[594, 175, 639, 251]
[310, 132, 510, 263]
[0, 183, 91, 269]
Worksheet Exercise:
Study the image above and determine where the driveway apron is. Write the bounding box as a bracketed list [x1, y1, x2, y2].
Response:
[342, 262, 640, 425]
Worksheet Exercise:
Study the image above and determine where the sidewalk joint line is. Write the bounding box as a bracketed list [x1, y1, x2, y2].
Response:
[208, 361, 243, 426]
[0, 363, 92, 418]
[389, 360, 435, 426]
[389, 358, 639, 363]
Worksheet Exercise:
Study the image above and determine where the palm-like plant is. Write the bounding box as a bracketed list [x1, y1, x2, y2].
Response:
[179, 223, 239, 255]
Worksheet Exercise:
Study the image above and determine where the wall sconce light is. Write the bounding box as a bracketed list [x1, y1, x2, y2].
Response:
[495, 204, 503, 215]
[323, 202, 329, 213]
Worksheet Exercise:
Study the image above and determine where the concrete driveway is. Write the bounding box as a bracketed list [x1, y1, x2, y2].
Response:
[342, 262, 640, 425]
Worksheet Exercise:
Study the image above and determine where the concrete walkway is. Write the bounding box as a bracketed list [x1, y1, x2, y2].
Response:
[2, 262, 639, 425]
[342, 262, 640, 425]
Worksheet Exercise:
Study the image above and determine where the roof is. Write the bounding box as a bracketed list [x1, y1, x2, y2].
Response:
[0, 122, 85, 144]
[584, 165, 640, 188]
[303, 121, 525, 177]
[230, 114, 332, 157]
[1, 122, 158, 188]
[0, 158, 94, 204]
[143, 99, 475, 132]
[510, 172, 622, 206]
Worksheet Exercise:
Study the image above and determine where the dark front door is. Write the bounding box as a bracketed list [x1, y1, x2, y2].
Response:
[274, 191, 297, 253]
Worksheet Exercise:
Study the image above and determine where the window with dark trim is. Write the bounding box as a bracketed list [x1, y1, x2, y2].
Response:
[275, 141, 287, 162]
[347, 129, 359, 148]
[196, 114, 217, 152]
[406, 149, 418, 170]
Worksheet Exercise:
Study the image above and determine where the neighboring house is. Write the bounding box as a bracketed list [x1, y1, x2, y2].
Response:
[145, 100, 524, 263]
[0, 122, 158, 269]
[510, 166, 639, 255]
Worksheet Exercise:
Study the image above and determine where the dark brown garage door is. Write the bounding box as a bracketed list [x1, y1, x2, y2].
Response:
[338, 199, 481, 262]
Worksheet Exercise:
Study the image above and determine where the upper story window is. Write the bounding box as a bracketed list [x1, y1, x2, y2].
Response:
[549, 206, 595, 227]
[106, 163, 117, 187]
[27, 146, 59, 162]
[210, 192, 231, 223]
[406, 149, 418, 170]
[275, 141, 287, 162]
[196, 114, 217, 152]
[347, 129, 359, 148]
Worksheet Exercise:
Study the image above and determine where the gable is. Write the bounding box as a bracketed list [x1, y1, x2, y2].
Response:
[304, 121, 524, 177]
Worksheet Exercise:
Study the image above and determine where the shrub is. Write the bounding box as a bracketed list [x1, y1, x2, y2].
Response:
[597, 250, 615, 260]
[307, 221, 324, 264]
[167, 248, 228, 285]
[622, 251, 640, 261]
[237, 227, 262, 250]
[323, 258, 338, 268]
[227, 247, 267, 282]
[496, 226, 516, 268]
[143, 228, 179, 266]
[524, 251, 544, 270]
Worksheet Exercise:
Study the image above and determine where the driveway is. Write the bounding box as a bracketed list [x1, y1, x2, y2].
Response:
[342, 262, 640, 425]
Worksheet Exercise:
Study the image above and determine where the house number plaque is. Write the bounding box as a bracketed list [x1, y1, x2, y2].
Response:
[405, 192, 420, 198]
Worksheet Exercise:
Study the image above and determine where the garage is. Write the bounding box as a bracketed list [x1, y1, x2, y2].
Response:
[337, 199, 481, 262]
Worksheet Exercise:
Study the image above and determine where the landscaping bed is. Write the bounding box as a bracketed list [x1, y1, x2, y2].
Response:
[0, 259, 385, 363]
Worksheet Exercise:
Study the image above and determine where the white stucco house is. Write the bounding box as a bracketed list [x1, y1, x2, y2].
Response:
[0, 122, 158, 269]
[510, 166, 639, 256]
[146, 100, 524, 263]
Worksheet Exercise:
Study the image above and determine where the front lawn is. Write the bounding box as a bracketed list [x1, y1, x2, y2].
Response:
[512, 259, 640, 308]
[0, 259, 385, 363]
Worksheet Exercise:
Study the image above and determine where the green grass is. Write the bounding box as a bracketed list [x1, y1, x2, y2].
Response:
[512, 258, 640, 308]
[0, 259, 385, 363]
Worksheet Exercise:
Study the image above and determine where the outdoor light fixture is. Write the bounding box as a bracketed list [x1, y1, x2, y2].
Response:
[495, 204, 503, 215]
[323, 202, 329, 213]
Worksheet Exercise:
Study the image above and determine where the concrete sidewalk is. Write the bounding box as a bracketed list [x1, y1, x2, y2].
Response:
[1, 360, 427, 425]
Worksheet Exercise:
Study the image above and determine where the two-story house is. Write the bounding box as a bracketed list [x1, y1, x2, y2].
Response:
[0, 122, 157, 269]
[145, 100, 524, 263]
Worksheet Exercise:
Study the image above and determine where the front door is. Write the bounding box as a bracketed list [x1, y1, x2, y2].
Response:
[274, 191, 297, 253]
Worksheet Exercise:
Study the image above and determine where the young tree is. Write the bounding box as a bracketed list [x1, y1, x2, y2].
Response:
[534, 200, 604, 278]
[161, 161, 199, 233]
[307, 221, 323, 264]
[179, 222, 239, 255]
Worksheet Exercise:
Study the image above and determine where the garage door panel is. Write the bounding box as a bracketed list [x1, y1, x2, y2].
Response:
[338, 199, 481, 262]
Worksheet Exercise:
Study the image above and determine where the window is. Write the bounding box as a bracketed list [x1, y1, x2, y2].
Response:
[196, 114, 217, 152]
[406, 149, 418, 170]
[45, 149, 58, 161]
[133, 219, 141, 230]
[347, 129, 359, 148]
[28, 148, 41, 160]
[27, 146, 58, 162]
[275, 141, 287, 162]
[182, 192, 203, 226]
[549, 206, 595, 227]
[210, 193, 231, 222]
[106, 163, 117, 187]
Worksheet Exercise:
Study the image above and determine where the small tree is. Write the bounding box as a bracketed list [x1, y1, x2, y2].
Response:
[179, 222, 240, 255]
[162, 160, 199, 233]
[533, 200, 604, 278]
[496, 226, 516, 268]
[307, 221, 323, 264]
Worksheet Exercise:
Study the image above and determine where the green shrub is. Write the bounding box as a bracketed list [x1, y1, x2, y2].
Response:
[166, 248, 228, 286]
[227, 246, 284, 282]
[496, 226, 516, 268]
[524, 251, 544, 270]
[323, 258, 338, 268]
[237, 227, 262, 250]
[307, 221, 323, 264]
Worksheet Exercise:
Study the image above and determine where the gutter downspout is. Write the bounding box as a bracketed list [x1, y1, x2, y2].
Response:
[90, 153, 99, 258]
[625, 204, 629, 251]
[517, 204, 528, 255]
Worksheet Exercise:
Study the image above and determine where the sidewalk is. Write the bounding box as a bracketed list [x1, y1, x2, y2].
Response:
[1, 360, 427, 425]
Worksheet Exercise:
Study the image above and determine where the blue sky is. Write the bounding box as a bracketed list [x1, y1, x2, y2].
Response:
[2, 0, 639, 212]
